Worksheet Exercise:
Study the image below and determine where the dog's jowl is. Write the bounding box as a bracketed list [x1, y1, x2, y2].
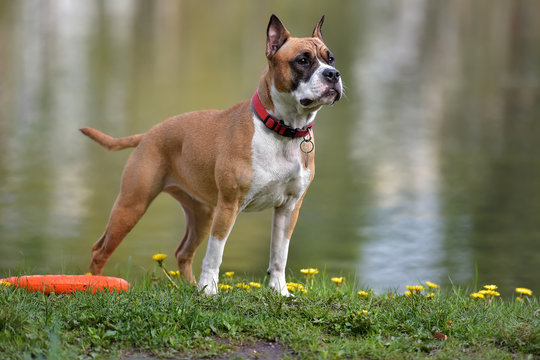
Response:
[80, 14, 342, 296]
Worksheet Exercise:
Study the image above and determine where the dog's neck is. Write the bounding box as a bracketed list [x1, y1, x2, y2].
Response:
[257, 72, 319, 131]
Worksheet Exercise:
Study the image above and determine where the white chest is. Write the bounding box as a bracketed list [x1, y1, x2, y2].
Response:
[241, 116, 312, 212]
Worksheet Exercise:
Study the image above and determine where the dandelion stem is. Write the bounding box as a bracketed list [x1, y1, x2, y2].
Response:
[160, 266, 179, 289]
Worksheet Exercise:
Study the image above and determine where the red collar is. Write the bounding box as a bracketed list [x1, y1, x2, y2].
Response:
[251, 91, 313, 138]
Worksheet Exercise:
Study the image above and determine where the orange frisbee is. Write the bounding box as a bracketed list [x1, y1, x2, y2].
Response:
[0, 275, 130, 294]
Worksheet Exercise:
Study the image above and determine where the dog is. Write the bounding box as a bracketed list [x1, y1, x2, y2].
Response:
[80, 14, 342, 295]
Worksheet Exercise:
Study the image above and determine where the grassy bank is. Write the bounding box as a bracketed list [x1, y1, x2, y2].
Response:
[0, 270, 538, 359]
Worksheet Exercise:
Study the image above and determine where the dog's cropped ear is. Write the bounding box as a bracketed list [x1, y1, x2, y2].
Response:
[312, 15, 325, 40]
[266, 14, 290, 58]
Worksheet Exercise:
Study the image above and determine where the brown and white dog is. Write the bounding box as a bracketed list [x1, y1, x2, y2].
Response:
[80, 14, 342, 295]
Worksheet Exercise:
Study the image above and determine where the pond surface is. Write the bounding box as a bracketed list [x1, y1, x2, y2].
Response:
[1, 1, 539, 296]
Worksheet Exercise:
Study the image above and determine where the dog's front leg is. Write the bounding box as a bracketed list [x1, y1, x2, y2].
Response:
[198, 199, 239, 295]
[268, 201, 304, 296]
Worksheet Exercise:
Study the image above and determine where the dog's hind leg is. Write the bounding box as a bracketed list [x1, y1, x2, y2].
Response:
[168, 188, 215, 284]
[89, 148, 165, 275]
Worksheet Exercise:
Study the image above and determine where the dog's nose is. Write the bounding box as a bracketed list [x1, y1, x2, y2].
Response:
[323, 68, 341, 83]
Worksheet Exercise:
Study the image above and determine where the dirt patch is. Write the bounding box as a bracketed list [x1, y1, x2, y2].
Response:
[122, 339, 292, 359]
[213, 339, 291, 359]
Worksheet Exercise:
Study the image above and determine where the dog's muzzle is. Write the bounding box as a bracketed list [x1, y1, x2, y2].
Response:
[323, 68, 342, 103]
[299, 66, 343, 107]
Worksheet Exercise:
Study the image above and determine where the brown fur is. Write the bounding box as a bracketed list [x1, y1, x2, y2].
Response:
[82, 101, 255, 281]
[79, 127, 144, 151]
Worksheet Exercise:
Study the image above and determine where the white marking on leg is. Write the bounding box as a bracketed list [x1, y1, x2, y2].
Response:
[198, 235, 227, 295]
[268, 206, 293, 296]
[268, 239, 290, 296]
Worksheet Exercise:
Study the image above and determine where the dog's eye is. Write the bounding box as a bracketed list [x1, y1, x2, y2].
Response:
[297, 57, 309, 66]
[327, 52, 335, 65]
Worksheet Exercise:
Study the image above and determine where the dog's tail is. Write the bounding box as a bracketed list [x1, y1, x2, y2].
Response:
[80, 127, 143, 151]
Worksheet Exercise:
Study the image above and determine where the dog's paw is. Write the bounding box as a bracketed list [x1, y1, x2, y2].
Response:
[200, 285, 218, 296]
[269, 279, 291, 297]
[279, 287, 292, 297]
[198, 274, 218, 295]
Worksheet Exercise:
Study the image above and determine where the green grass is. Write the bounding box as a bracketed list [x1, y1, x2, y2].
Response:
[0, 272, 538, 359]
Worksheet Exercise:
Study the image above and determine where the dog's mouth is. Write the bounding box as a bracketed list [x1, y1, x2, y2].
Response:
[300, 87, 342, 108]
[323, 88, 341, 101]
[300, 98, 315, 107]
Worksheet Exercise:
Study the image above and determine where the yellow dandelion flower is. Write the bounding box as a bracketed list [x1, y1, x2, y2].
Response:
[404, 291, 412, 296]
[0, 281, 11, 287]
[300, 268, 319, 275]
[218, 284, 233, 291]
[406, 285, 425, 292]
[358, 290, 369, 297]
[483, 285, 498, 291]
[152, 253, 167, 266]
[331, 277, 344, 285]
[84, 272, 92, 276]
[286, 282, 299, 290]
[286, 282, 307, 293]
[235, 283, 250, 291]
[516, 297, 523, 302]
[470, 292, 485, 300]
[249, 282, 261, 289]
[425, 281, 439, 289]
[225, 271, 234, 278]
[515, 288, 532, 296]
[168, 270, 180, 276]
[426, 293, 435, 299]
[480, 290, 500, 297]
[152, 253, 167, 261]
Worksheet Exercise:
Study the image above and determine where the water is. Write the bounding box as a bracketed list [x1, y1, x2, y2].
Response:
[1, 0, 539, 296]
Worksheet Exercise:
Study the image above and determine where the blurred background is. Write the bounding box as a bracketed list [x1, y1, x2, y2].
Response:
[1, 0, 539, 296]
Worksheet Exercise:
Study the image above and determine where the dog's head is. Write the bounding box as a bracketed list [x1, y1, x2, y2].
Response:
[265, 15, 342, 111]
